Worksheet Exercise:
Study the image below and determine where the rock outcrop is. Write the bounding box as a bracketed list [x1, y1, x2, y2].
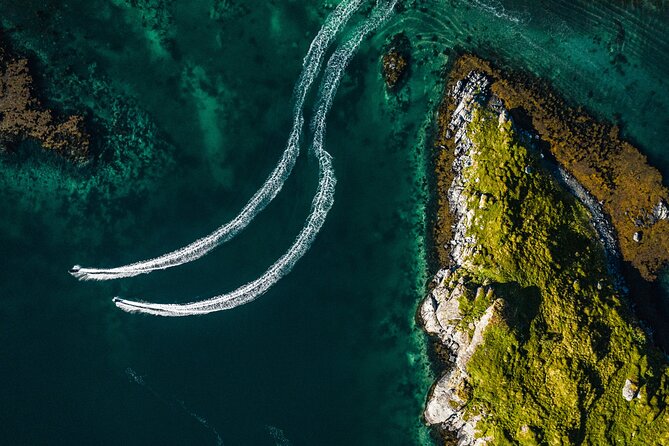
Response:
[381, 33, 410, 91]
[421, 268, 499, 445]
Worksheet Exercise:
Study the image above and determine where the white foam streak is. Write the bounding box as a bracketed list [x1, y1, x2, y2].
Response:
[70, 0, 364, 281]
[113, 0, 397, 316]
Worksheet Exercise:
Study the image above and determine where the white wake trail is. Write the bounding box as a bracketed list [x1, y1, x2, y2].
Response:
[69, 0, 365, 282]
[113, 0, 398, 316]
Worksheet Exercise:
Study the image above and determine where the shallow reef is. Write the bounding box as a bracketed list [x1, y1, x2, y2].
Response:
[422, 66, 669, 445]
[0, 31, 89, 162]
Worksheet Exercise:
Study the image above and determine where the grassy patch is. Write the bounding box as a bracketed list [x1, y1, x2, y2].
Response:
[456, 106, 669, 445]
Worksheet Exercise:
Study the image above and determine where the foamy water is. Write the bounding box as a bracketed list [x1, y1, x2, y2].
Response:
[113, 0, 398, 316]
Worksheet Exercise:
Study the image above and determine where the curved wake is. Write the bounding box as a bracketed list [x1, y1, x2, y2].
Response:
[113, 0, 397, 316]
[70, 0, 365, 281]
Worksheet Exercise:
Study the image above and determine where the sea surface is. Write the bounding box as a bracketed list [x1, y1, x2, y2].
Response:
[0, 0, 667, 445]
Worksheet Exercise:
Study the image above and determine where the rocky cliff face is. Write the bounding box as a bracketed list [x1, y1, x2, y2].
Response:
[420, 71, 494, 445]
[420, 268, 500, 445]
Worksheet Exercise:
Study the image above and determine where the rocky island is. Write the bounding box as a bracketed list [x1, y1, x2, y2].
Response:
[381, 33, 410, 91]
[422, 57, 669, 445]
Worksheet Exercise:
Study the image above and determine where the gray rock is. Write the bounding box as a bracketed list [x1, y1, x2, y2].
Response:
[653, 199, 669, 221]
[421, 274, 500, 445]
[498, 110, 510, 129]
[622, 379, 639, 402]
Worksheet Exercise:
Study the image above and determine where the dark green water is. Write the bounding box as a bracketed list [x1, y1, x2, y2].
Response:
[0, 0, 667, 444]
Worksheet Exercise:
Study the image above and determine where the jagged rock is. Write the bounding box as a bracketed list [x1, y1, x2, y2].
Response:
[419, 294, 441, 336]
[498, 110, 510, 131]
[652, 199, 669, 221]
[421, 269, 501, 445]
[478, 194, 488, 209]
[622, 379, 639, 402]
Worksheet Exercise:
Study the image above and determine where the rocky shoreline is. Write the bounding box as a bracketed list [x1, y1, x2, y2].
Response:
[421, 72, 494, 444]
[420, 268, 500, 445]
[421, 59, 669, 444]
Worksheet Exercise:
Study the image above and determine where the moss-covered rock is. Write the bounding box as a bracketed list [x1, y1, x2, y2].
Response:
[381, 33, 410, 91]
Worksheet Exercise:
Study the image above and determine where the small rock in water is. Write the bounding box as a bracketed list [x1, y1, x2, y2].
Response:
[381, 33, 411, 91]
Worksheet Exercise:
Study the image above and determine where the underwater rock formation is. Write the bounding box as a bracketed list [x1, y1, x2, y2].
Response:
[209, 0, 249, 22]
[111, 0, 178, 57]
[0, 31, 89, 161]
[422, 67, 669, 445]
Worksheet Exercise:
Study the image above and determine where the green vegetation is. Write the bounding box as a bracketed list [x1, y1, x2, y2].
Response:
[455, 106, 669, 445]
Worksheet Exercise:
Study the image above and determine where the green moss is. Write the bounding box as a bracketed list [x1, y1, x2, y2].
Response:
[455, 106, 669, 445]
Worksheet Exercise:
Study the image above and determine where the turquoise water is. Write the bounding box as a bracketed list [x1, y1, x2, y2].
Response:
[0, 0, 667, 444]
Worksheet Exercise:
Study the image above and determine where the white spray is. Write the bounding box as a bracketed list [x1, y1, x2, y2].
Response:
[112, 0, 398, 316]
[70, 0, 365, 281]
